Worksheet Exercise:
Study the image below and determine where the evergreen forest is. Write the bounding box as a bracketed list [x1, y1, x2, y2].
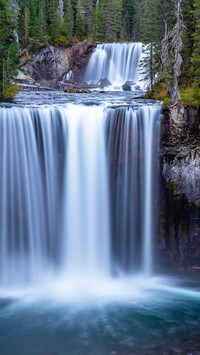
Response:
[0, 0, 200, 103]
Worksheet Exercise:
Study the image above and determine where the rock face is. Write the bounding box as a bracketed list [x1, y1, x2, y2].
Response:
[159, 105, 200, 270]
[161, 105, 200, 206]
[26, 41, 95, 87]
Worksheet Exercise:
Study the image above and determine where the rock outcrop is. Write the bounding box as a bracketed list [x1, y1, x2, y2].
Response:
[159, 104, 200, 270]
[25, 41, 95, 87]
[161, 105, 200, 206]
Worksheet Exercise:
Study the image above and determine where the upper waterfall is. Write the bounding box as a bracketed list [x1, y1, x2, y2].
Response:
[84, 43, 143, 89]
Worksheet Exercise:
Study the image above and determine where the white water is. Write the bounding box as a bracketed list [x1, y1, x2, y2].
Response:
[0, 102, 161, 291]
[85, 42, 143, 89]
[62, 70, 74, 82]
[62, 105, 110, 277]
[107, 105, 161, 275]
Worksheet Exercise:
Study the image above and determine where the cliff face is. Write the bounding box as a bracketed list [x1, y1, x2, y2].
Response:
[159, 105, 200, 270]
[161, 105, 200, 206]
[25, 41, 95, 87]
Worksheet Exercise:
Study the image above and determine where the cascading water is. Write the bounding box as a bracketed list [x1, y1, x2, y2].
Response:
[85, 42, 143, 88]
[106, 105, 161, 275]
[0, 101, 161, 289]
[0, 42, 162, 291]
[1, 43, 200, 355]
[62, 70, 74, 82]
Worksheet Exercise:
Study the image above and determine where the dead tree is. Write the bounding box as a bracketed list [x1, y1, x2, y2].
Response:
[160, 0, 184, 106]
[170, 0, 183, 106]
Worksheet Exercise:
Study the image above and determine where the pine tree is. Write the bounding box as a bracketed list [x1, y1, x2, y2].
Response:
[9, 0, 20, 24]
[133, 0, 142, 41]
[29, 0, 40, 38]
[180, 0, 194, 86]
[91, 1, 105, 41]
[50, 7, 68, 42]
[80, 0, 94, 36]
[170, 0, 183, 104]
[46, 0, 58, 34]
[140, 0, 162, 91]
[38, 6, 47, 39]
[191, 0, 200, 88]
[64, 0, 74, 34]
[115, 0, 123, 40]
[122, 0, 135, 40]
[103, 0, 118, 42]
[0, 0, 19, 99]
[24, 5, 30, 44]
[74, 6, 86, 39]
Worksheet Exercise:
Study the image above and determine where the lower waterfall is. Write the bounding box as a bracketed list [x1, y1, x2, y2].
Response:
[0, 102, 161, 288]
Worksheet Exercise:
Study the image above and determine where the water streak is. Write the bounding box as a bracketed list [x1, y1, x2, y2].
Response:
[106, 105, 161, 275]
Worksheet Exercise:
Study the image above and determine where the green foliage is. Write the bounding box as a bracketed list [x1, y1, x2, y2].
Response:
[50, 8, 68, 42]
[145, 83, 171, 105]
[180, 87, 200, 105]
[191, 0, 200, 88]
[179, 0, 194, 87]
[64, 0, 74, 34]
[0, 0, 19, 100]
[0, 0, 199, 105]
[122, 0, 135, 40]
[54, 35, 70, 46]
[139, 0, 162, 91]
[74, 8, 85, 40]
[91, 2, 105, 41]
[3, 84, 20, 100]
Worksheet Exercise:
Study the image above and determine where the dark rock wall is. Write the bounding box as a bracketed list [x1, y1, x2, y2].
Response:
[159, 105, 200, 270]
[25, 41, 95, 87]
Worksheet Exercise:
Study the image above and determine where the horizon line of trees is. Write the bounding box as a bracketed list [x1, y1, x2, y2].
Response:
[0, 0, 200, 102]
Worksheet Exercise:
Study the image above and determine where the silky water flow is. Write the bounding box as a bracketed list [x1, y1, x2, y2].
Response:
[1, 42, 200, 355]
[0, 103, 161, 291]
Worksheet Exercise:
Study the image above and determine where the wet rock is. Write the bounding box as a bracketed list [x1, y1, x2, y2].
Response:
[135, 85, 141, 90]
[29, 45, 70, 86]
[122, 83, 131, 91]
[125, 80, 135, 86]
[98, 77, 111, 88]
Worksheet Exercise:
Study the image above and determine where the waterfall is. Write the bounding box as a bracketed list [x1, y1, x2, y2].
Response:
[62, 70, 74, 82]
[0, 102, 161, 288]
[106, 105, 161, 275]
[84, 43, 143, 88]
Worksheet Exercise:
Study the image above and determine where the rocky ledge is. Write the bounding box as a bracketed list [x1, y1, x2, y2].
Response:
[23, 41, 95, 87]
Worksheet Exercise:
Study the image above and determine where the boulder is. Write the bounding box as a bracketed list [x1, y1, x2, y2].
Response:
[122, 83, 131, 91]
[14, 71, 35, 85]
[98, 77, 111, 88]
[124, 80, 135, 86]
[135, 85, 141, 90]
